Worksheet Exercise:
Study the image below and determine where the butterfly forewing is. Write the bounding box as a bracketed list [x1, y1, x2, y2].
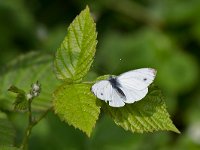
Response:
[118, 68, 156, 91]
[91, 80, 112, 101]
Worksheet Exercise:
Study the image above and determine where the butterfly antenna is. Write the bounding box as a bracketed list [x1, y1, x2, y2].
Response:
[91, 58, 123, 76]
[91, 61, 109, 75]
[110, 58, 123, 75]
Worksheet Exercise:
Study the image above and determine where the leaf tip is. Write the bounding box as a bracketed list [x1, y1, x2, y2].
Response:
[170, 126, 181, 134]
[85, 5, 90, 10]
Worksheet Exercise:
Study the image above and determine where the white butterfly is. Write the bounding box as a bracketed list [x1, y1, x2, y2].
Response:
[91, 68, 157, 107]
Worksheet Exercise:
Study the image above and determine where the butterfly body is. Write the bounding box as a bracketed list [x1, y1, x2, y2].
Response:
[91, 68, 156, 107]
[108, 77, 126, 100]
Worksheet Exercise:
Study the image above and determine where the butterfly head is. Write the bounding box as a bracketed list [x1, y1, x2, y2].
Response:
[108, 75, 116, 80]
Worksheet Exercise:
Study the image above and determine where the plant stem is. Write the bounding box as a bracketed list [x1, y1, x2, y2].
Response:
[20, 99, 32, 150]
[20, 99, 52, 150]
[28, 99, 32, 125]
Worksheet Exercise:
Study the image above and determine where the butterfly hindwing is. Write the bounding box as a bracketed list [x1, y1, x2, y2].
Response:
[120, 86, 148, 103]
[108, 89, 125, 107]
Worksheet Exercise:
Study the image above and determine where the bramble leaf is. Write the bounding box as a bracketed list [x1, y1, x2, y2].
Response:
[0, 52, 60, 111]
[103, 86, 180, 133]
[0, 112, 15, 146]
[8, 85, 27, 110]
[54, 6, 97, 82]
[53, 83, 101, 137]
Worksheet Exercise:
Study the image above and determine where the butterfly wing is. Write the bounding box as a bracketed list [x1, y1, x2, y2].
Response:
[108, 89, 125, 107]
[91, 80, 125, 107]
[118, 68, 156, 91]
[116, 68, 156, 104]
[91, 80, 112, 101]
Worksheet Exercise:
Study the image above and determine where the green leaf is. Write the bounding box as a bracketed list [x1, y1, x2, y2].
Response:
[103, 86, 180, 133]
[8, 85, 27, 110]
[0, 52, 60, 111]
[0, 112, 15, 146]
[54, 6, 97, 82]
[53, 83, 101, 137]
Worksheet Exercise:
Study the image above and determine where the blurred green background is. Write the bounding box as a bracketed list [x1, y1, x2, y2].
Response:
[1, 0, 200, 149]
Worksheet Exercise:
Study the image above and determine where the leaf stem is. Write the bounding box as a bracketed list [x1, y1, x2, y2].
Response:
[82, 81, 95, 84]
[20, 100, 52, 150]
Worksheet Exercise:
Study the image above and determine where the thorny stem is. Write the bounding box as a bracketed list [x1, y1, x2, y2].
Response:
[20, 99, 52, 150]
